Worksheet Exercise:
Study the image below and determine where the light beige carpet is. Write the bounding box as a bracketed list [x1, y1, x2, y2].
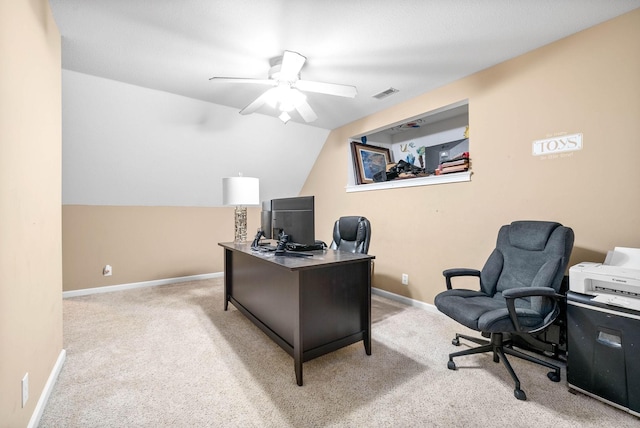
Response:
[39, 278, 637, 427]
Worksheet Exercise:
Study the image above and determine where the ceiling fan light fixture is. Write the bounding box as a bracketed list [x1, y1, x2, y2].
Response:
[212, 50, 355, 124]
[279, 111, 291, 124]
[277, 87, 306, 112]
[263, 88, 280, 108]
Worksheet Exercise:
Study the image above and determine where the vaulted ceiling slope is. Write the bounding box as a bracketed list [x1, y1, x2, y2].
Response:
[50, 1, 640, 129]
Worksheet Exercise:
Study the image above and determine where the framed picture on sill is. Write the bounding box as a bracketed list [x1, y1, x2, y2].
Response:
[351, 141, 392, 184]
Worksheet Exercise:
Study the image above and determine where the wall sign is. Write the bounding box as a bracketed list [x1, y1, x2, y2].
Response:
[532, 133, 582, 156]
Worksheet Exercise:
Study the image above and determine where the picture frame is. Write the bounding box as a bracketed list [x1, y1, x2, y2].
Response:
[351, 141, 392, 184]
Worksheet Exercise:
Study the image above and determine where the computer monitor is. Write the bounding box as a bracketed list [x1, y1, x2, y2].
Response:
[270, 196, 315, 246]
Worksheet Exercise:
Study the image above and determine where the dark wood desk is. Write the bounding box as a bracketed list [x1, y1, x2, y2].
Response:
[219, 242, 374, 385]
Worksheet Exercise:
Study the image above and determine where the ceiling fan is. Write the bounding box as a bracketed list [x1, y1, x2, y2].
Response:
[210, 50, 357, 123]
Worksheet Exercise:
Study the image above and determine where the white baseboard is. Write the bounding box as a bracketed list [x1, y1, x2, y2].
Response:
[28, 349, 66, 428]
[63, 272, 224, 298]
[62, 274, 438, 316]
[372, 287, 440, 314]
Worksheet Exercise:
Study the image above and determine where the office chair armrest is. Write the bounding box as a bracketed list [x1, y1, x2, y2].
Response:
[502, 287, 563, 300]
[503, 287, 564, 332]
[442, 268, 481, 290]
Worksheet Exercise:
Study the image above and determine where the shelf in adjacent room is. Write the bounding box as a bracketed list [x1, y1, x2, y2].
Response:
[347, 99, 471, 192]
[345, 171, 471, 193]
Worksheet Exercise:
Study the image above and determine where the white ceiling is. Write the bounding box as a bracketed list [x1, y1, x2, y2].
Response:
[49, 0, 640, 130]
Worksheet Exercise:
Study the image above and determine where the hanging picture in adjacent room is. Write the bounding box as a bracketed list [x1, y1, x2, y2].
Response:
[351, 141, 392, 184]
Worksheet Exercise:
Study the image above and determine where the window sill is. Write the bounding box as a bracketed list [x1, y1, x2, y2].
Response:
[345, 171, 471, 193]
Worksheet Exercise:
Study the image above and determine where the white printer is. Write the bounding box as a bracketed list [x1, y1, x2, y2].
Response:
[569, 248, 640, 312]
[567, 247, 640, 417]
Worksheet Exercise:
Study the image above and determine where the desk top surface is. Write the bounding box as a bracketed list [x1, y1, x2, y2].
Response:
[219, 242, 374, 271]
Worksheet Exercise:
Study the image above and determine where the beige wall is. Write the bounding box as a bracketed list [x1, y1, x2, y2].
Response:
[304, 9, 640, 304]
[0, 0, 63, 425]
[62, 205, 259, 291]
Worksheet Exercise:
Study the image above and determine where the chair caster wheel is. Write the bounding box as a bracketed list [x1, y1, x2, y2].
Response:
[547, 371, 561, 382]
[514, 389, 527, 401]
[447, 360, 457, 370]
[452, 338, 460, 346]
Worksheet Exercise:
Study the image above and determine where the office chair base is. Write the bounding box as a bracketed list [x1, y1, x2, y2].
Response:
[452, 333, 489, 347]
[447, 332, 561, 400]
[514, 388, 527, 400]
[547, 371, 561, 382]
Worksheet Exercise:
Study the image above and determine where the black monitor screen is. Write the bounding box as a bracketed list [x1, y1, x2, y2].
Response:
[270, 196, 315, 246]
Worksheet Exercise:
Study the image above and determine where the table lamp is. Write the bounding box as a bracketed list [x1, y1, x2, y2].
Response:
[222, 176, 260, 242]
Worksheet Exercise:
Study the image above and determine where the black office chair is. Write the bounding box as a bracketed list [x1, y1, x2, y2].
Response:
[434, 220, 574, 400]
[329, 216, 371, 254]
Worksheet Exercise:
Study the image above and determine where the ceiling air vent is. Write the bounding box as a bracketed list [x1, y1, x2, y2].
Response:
[372, 87, 399, 100]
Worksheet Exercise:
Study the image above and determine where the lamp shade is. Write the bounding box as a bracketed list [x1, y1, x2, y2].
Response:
[222, 177, 260, 206]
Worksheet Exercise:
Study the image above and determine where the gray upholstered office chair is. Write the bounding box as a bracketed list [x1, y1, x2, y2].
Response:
[434, 220, 574, 400]
[329, 216, 371, 254]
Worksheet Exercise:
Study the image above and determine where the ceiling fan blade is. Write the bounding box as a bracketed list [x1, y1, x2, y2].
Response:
[209, 77, 275, 86]
[295, 99, 318, 123]
[295, 80, 357, 98]
[279, 51, 306, 81]
[239, 88, 278, 115]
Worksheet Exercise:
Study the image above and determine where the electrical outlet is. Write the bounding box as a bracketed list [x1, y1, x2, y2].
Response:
[22, 373, 28, 408]
[103, 265, 112, 276]
[402, 273, 409, 285]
